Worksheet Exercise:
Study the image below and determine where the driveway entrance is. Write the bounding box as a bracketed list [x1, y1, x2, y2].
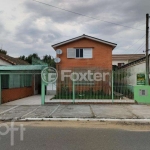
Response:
[2, 95, 54, 105]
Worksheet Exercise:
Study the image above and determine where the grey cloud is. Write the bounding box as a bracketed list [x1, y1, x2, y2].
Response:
[24, 0, 149, 25]
[15, 16, 62, 45]
[0, 23, 4, 34]
[1, 0, 150, 57]
[0, 22, 10, 36]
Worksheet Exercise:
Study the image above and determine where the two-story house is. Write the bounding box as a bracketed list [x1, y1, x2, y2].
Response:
[52, 34, 117, 98]
[52, 34, 117, 70]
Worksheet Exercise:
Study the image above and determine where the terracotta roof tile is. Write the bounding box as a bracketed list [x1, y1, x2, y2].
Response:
[0, 53, 29, 65]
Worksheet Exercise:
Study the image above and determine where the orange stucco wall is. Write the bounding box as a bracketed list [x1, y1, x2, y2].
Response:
[54, 38, 113, 70]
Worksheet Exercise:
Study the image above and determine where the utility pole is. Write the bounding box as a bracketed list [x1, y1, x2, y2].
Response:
[146, 14, 149, 85]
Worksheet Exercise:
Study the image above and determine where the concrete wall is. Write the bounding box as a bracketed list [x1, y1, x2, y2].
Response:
[134, 85, 150, 103]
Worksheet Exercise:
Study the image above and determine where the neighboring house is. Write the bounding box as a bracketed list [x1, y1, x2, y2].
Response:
[52, 34, 117, 70]
[118, 55, 150, 92]
[0, 53, 30, 65]
[52, 34, 117, 96]
[0, 53, 34, 103]
[112, 54, 145, 67]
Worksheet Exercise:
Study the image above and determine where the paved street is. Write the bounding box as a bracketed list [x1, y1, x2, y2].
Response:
[0, 121, 150, 150]
[1, 104, 150, 120]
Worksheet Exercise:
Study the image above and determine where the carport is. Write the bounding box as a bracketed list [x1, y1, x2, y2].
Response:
[0, 65, 48, 105]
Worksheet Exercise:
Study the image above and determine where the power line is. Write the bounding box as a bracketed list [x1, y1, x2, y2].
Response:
[128, 39, 145, 55]
[136, 46, 145, 54]
[33, 0, 145, 31]
[123, 42, 145, 61]
[130, 35, 150, 55]
[133, 43, 145, 54]
[114, 34, 145, 51]
[136, 22, 146, 28]
[135, 36, 150, 52]
[127, 34, 145, 51]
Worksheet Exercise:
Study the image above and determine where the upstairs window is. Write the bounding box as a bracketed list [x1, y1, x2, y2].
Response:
[67, 48, 92, 59]
[76, 49, 83, 58]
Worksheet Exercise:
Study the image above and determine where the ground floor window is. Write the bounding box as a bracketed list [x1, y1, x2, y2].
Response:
[1, 75, 9, 89]
[1, 74, 32, 89]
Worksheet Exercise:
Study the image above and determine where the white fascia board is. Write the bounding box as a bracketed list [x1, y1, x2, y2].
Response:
[52, 35, 117, 48]
[85, 36, 117, 47]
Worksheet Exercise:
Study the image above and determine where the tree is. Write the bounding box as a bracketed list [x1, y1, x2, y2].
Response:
[0, 49, 7, 55]
[50, 58, 56, 68]
[19, 55, 26, 60]
[20, 53, 40, 64]
[42, 55, 56, 68]
[19, 53, 56, 68]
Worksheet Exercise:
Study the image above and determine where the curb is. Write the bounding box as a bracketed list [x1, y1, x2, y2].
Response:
[19, 118, 150, 123]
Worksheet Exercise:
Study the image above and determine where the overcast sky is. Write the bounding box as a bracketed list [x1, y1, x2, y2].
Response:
[0, 0, 150, 58]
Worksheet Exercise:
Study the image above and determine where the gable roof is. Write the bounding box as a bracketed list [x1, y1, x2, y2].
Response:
[0, 53, 29, 65]
[52, 34, 117, 49]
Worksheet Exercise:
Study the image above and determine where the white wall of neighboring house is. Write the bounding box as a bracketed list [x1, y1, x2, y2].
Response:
[126, 61, 146, 86]
[0, 59, 12, 65]
[125, 56, 150, 87]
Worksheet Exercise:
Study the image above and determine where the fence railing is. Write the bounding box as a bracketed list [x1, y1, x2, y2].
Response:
[52, 67, 134, 100]
[113, 69, 134, 99]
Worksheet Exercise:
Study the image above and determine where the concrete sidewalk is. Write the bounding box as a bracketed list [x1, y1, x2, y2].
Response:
[2, 95, 54, 105]
[2, 95, 135, 106]
[0, 104, 150, 121]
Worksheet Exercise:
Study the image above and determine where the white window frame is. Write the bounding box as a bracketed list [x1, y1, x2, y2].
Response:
[67, 48, 93, 59]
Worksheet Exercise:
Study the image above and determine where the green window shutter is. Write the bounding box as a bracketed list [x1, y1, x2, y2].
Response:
[27, 75, 32, 86]
[24, 75, 32, 87]
[1, 75, 9, 89]
[13, 75, 20, 88]
[24, 75, 27, 86]
[20, 75, 25, 87]
[29, 75, 32, 86]
[9, 75, 14, 88]
[26, 75, 29, 86]
[9, 74, 21, 88]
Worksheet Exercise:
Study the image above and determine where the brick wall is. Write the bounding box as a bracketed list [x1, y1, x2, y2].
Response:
[1, 78, 34, 104]
[1, 86, 34, 103]
[55, 38, 113, 70]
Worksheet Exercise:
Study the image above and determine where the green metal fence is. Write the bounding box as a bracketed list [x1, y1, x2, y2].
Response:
[113, 68, 134, 99]
[54, 67, 113, 100]
[52, 67, 134, 101]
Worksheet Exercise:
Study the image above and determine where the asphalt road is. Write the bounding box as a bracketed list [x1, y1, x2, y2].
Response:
[0, 121, 150, 150]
